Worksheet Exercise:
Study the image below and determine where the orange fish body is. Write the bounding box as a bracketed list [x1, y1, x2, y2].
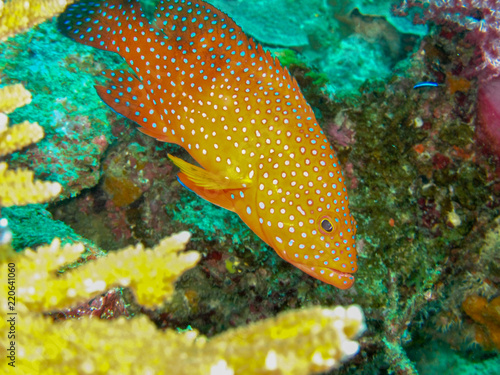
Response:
[59, 0, 358, 289]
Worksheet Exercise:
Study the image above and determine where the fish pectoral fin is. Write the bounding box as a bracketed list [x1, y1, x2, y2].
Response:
[169, 154, 247, 190]
[169, 154, 249, 211]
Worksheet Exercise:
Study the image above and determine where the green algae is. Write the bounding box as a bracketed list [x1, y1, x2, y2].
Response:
[2, 205, 78, 251]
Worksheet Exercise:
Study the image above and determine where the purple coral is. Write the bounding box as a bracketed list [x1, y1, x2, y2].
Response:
[394, 0, 500, 81]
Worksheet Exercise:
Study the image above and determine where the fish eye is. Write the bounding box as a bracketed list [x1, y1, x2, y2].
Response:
[317, 215, 337, 236]
[321, 219, 333, 232]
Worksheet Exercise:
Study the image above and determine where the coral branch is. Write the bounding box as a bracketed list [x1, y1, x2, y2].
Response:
[14, 231, 201, 310]
[0, 83, 44, 156]
[0, 120, 44, 156]
[0, 162, 61, 206]
[0, 82, 62, 205]
[0, 83, 32, 114]
[210, 305, 365, 374]
[6, 305, 364, 375]
[0, 0, 75, 41]
[0, 230, 365, 374]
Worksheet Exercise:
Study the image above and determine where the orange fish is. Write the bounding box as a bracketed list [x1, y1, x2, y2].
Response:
[59, 0, 358, 289]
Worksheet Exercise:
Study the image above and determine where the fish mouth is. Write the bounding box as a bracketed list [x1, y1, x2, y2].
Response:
[291, 262, 356, 290]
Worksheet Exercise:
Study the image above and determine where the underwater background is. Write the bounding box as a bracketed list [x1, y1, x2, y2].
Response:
[0, 0, 500, 374]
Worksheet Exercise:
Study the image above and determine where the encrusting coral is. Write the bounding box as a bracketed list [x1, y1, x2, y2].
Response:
[0, 82, 62, 206]
[462, 294, 500, 351]
[0, 230, 365, 375]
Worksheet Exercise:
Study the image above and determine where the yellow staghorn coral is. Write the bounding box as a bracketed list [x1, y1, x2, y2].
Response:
[208, 304, 365, 375]
[0, 83, 32, 114]
[0, 83, 44, 157]
[0, 0, 75, 41]
[0, 120, 44, 156]
[0, 82, 62, 205]
[0, 161, 62, 206]
[7, 305, 364, 375]
[11, 231, 201, 311]
[0, 231, 365, 375]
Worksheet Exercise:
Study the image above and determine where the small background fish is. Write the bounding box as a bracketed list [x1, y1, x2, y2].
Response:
[58, 0, 358, 289]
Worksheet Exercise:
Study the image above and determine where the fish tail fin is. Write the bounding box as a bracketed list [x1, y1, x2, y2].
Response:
[58, 0, 147, 53]
[59, 0, 180, 144]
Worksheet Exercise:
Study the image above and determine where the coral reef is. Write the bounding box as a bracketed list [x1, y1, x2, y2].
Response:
[0, 0, 498, 374]
[12, 231, 200, 310]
